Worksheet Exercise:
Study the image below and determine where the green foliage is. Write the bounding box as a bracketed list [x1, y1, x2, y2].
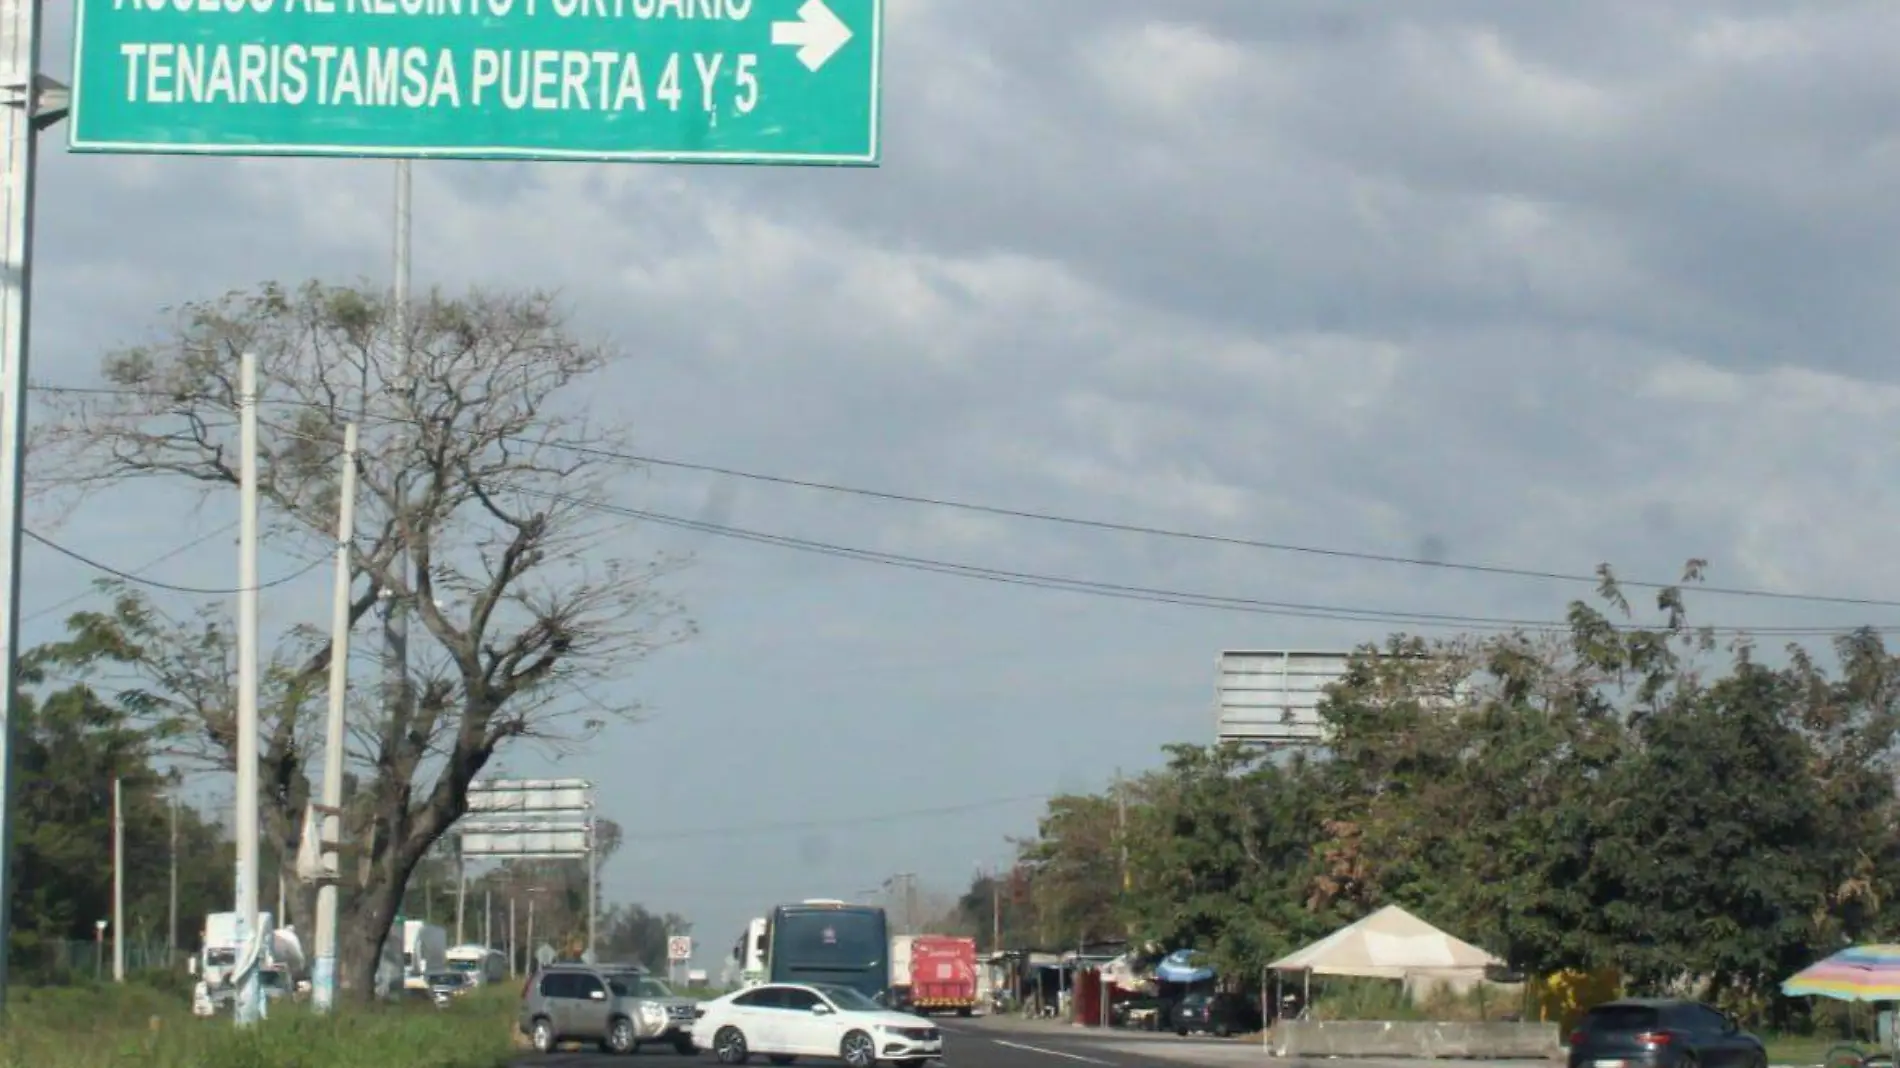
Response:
[1122, 744, 1332, 976]
[7, 645, 229, 976]
[986, 563, 1900, 1022]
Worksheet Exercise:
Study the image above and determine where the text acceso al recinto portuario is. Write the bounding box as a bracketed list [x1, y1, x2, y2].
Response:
[107, 0, 770, 114]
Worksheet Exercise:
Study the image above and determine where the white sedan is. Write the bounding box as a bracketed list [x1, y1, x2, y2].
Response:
[693, 982, 945, 1067]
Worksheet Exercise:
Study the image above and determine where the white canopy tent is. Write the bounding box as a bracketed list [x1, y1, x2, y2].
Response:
[1270, 904, 1504, 1008]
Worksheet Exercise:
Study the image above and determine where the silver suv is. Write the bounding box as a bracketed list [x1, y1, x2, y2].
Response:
[519, 962, 699, 1055]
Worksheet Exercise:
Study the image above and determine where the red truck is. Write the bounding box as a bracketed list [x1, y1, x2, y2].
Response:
[908, 935, 978, 1017]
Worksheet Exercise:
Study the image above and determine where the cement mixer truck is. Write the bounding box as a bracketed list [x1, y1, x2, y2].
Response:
[190, 911, 310, 1016]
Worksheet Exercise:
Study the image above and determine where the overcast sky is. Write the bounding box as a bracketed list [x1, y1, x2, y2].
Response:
[21, 0, 1900, 968]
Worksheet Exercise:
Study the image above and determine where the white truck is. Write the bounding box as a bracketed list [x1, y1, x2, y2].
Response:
[402, 921, 449, 990]
[190, 912, 307, 1016]
[732, 917, 767, 988]
[445, 944, 507, 985]
[889, 934, 916, 1011]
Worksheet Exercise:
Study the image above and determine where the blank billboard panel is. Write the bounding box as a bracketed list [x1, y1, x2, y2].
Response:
[467, 778, 593, 815]
[461, 823, 591, 859]
[1216, 650, 1352, 746]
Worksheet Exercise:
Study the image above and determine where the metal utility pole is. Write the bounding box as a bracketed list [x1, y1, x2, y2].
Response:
[312, 423, 357, 1013]
[233, 349, 263, 1027]
[991, 868, 1001, 953]
[455, 838, 466, 946]
[483, 888, 492, 951]
[112, 777, 124, 982]
[884, 873, 917, 934]
[381, 161, 412, 809]
[1115, 768, 1128, 891]
[0, 0, 68, 1014]
[585, 821, 597, 962]
[168, 793, 179, 959]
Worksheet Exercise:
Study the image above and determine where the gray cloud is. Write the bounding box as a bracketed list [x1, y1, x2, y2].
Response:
[22, 0, 1900, 954]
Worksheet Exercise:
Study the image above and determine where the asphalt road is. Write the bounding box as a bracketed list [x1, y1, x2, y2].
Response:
[516, 1015, 1276, 1068]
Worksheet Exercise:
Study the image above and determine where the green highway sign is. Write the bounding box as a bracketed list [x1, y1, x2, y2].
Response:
[68, 0, 881, 165]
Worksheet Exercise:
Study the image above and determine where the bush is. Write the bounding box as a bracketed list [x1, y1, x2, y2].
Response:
[0, 980, 515, 1068]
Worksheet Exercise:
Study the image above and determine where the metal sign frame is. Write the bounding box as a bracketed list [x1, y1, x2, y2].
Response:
[1215, 650, 1352, 747]
[460, 778, 595, 860]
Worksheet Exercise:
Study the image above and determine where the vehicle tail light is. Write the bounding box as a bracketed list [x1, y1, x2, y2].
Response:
[1569, 1031, 1585, 1046]
[1634, 1032, 1673, 1046]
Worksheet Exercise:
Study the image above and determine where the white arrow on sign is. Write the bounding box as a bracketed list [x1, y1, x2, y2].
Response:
[772, 0, 853, 73]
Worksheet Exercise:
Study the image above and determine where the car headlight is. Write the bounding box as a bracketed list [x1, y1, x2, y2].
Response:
[638, 1003, 669, 1033]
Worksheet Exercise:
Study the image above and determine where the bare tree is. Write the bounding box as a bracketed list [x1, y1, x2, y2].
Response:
[33, 280, 694, 998]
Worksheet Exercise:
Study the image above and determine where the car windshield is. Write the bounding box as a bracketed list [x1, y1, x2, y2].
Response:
[817, 985, 885, 1013]
[607, 974, 674, 998]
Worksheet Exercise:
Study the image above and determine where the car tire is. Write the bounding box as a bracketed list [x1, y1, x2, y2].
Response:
[841, 1029, 879, 1068]
[714, 1026, 750, 1065]
[531, 1016, 557, 1054]
[606, 1017, 638, 1055]
[957, 1007, 972, 1018]
[1216, 1022, 1231, 1038]
[674, 1035, 698, 1056]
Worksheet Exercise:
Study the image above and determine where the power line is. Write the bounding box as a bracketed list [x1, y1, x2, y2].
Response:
[25, 528, 327, 596]
[26, 381, 1900, 613]
[23, 521, 238, 623]
[617, 793, 1052, 843]
[501, 482, 1882, 637]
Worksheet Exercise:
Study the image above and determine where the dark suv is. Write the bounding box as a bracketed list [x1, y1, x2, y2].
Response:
[1172, 992, 1263, 1038]
[1567, 998, 1766, 1068]
[518, 962, 699, 1055]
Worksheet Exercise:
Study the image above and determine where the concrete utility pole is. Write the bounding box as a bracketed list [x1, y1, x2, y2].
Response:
[312, 423, 357, 1013]
[0, 0, 69, 1014]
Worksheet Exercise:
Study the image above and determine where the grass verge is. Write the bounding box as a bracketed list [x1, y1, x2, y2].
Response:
[0, 976, 516, 1068]
[1762, 1034, 1870, 1067]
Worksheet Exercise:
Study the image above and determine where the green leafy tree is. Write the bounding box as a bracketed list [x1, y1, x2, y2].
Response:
[7, 641, 230, 974]
[1121, 744, 1329, 978]
[1018, 794, 1122, 947]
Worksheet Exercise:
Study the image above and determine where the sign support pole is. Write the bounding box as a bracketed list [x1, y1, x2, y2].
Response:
[233, 348, 262, 1027]
[0, 0, 65, 1016]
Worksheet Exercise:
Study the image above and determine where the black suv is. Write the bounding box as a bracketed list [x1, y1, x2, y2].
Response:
[1172, 992, 1263, 1038]
[1567, 998, 1766, 1068]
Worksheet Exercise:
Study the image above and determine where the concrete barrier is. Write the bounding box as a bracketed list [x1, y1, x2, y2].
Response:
[1273, 1020, 1562, 1060]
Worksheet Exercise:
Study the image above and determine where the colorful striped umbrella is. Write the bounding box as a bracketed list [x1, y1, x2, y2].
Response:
[1783, 945, 1900, 1001]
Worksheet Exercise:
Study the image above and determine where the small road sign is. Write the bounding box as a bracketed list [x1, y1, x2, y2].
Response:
[668, 936, 693, 962]
[69, 0, 883, 165]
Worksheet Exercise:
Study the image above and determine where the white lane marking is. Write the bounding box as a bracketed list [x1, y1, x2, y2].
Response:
[993, 1038, 1119, 1065]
